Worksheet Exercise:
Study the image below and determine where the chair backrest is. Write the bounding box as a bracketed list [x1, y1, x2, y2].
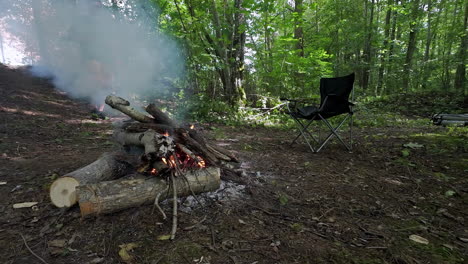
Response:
[319, 73, 355, 116]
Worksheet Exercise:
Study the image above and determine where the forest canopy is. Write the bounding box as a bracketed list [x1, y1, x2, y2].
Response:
[0, 0, 466, 111]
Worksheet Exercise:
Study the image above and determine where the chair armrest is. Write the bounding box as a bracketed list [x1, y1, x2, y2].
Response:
[281, 97, 318, 113]
[280, 97, 316, 103]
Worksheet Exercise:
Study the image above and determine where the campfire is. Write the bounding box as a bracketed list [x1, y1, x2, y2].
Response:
[49, 95, 238, 239]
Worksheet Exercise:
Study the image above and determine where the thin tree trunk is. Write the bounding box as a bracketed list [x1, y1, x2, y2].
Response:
[385, 0, 399, 94]
[362, 0, 375, 91]
[441, 2, 458, 90]
[31, 1, 49, 65]
[210, 0, 233, 100]
[454, 2, 467, 93]
[232, 0, 247, 106]
[402, 0, 421, 92]
[294, 0, 304, 57]
[376, 0, 394, 95]
[0, 31, 5, 64]
[421, 0, 435, 89]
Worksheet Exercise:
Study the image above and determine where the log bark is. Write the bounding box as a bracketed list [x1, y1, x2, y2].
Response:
[113, 129, 175, 158]
[77, 167, 221, 217]
[49, 152, 133, 207]
[146, 103, 178, 127]
[105, 95, 154, 123]
[122, 122, 178, 135]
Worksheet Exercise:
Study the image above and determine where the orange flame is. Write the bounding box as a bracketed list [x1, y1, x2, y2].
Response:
[161, 156, 176, 168]
[190, 124, 195, 130]
[163, 131, 170, 137]
[151, 168, 157, 175]
[196, 156, 206, 168]
[169, 155, 177, 167]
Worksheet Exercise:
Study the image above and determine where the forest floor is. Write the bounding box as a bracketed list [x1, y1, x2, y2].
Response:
[0, 64, 467, 264]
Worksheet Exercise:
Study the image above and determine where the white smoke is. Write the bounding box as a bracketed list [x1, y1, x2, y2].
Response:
[0, 0, 183, 107]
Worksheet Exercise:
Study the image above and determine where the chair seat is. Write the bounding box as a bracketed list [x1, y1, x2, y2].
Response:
[294, 106, 348, 120]
[297, 105, 319, 119]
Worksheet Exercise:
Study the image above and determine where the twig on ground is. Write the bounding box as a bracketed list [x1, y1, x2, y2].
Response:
[317, 207, 335, 221]
[183, 215, 207, 231]
[228, 255, 238, 264]
[20, 233, 49, 264]
[170, 171, 178, 240]
[210, 226, 216, 247]
[244, 202, 280, 216]
[152, 185, 169, 220]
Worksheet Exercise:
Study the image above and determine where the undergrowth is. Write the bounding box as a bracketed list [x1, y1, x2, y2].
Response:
[170, 91, 466, 129]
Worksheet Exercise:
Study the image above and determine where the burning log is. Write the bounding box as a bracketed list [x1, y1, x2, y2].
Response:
[113, 129, 175, 159]
[77, 167, 220, 217]
[49, 152, 133, 207]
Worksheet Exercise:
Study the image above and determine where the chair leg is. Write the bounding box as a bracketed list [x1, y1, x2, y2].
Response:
[292, 118, 319, 144]
[291, 117, 317, 153]
[349, 114, 353, 151]
[316, 114, 351, 152]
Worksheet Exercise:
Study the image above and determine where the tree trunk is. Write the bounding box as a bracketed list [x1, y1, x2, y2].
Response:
[294, 0, 304, 57]
[454, 2, 467, 93]
[376, 0, 394, 95]
[386, 0, 399, 93]
[77, 167, 221, 217]
[421, 0, 435, 89]
[49, 152, 133, 207]
[31, 1, 49, 65]
[232, 0, 247, 106]
[0, 31, 5, 64]
[402, 0, 421, 92]
[362, 0, 375, 91]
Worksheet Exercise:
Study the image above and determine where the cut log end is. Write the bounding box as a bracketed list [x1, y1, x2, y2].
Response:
[49, 177, 80, 207]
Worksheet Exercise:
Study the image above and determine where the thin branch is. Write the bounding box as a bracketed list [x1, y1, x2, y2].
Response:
[170, 171, 178, 240]
[152, 185, 169, 220]
[20, 233, 49, 264]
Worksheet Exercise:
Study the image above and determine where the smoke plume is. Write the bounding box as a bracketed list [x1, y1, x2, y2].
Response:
[0, 0, 183, 108]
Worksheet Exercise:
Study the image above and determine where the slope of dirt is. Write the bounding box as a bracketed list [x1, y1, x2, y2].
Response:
[0, 64, 467, 264]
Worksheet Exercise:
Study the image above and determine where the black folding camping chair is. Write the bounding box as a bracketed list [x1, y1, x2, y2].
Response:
[283, 73, 355, 153]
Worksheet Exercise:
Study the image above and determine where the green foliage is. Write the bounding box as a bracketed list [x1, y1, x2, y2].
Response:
[147, 0, 466, 125]
[401, 149, 410, 157]
[363, 91, 467, 117]
[278, 193, 289, 206]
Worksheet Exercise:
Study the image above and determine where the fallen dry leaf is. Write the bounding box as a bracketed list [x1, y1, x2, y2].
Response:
[118, 242, 139, 263]
[409, 234, 429, 245]
[156, 234, 171, 241]
[48, 239, 67, 248]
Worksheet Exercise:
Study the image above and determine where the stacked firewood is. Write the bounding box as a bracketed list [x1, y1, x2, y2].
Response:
[49, 95, 238, 238]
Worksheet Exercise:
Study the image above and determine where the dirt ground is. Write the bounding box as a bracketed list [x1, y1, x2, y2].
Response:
[1, 64, 467, 264]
